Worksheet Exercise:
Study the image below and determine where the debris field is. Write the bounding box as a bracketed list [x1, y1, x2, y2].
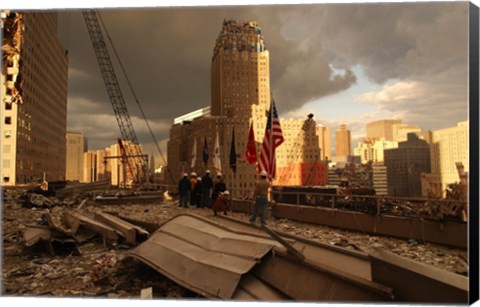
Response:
[1, 189, 468, 299]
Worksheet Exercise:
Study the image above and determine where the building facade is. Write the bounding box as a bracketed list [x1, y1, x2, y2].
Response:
[1, 12, 68, 185]
[384, 133, 431, 197]
[428, 121, 469, 196]
[65, 132, 84, 181]
[80, 141, 143, 186]
[167, 20, 327, 196]
[392, 124, 422, 142]
[334, 124, 351, 158]
[316, 124, 331, 161]
[276, 117, 327, 186]
[372, 162, 388, 196]
[366, 119, 402, 141]
[353, 137, 398, 164]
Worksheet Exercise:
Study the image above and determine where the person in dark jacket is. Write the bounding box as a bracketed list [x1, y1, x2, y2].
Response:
[178, 173, 190, 208]
[212, 190, 230, 216]
[189, 172, 197, 207]
[193, 176, 202, 207]
[200, 170, 213, 208]
[212, 172, 227, 202]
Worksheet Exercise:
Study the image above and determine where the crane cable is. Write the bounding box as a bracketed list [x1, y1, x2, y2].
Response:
[97, 12, 175, 184]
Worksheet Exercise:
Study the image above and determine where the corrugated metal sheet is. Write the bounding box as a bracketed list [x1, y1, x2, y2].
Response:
[128, 214, 287, 299]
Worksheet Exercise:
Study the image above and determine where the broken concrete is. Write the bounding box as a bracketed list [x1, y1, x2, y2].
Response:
[64, 211, 119, 242]
[94, 212, 149, 245]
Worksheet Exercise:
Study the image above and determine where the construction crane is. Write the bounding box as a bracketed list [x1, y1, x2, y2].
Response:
[82, 10, 147, 186]
[277, 114, 315, 185]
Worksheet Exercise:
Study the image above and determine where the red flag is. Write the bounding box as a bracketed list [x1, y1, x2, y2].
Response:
[257, 99, 284, 181]
[245, 122, 257, 164]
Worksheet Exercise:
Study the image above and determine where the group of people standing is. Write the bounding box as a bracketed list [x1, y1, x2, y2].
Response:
[178, 169, 272, 225]
[178, 170, 228, 209]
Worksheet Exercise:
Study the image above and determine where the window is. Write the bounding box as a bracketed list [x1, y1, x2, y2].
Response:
[3, 159, 10, 168]
[3, 145, 11, 154]
[5, 103, 12, 110]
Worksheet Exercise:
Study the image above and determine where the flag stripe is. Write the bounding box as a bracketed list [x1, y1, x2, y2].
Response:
[257, 99, 284, 181]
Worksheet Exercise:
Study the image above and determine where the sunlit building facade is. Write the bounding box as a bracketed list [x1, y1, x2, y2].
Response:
[366, 119, 402, 141]
[167, 20, 326, 195]
[1, 12, 68, 185]
[65, 132, 84, 181]
[335, 124, 351, 159]
[428, 121, 469, 197]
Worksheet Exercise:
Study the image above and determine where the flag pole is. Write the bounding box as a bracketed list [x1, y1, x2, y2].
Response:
[269, 94, 274, 183]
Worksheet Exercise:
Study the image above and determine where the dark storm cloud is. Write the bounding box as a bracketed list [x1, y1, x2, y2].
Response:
[62, 2, 469, 155]
[66, 5, 358, 117]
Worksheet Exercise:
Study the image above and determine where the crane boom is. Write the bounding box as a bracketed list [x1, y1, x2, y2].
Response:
[82, 10, 147, 185]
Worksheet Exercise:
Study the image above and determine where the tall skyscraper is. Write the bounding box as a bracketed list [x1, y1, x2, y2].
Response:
[428, 121, 469, 196]
[1, 12, 68, 185]
[167, 20, 327, 192]
[335, 124, 351, 158]
[366, 119, 402, 141]
[316, 124, 331, 160]
[66, 132, 85, 181]
[384, 133, 431, 197]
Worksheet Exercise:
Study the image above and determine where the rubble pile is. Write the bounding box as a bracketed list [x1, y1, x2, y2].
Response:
[2, 188, 469, 298]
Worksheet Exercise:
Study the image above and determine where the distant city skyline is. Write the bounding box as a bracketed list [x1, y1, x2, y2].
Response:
[7, 1, 471, 164]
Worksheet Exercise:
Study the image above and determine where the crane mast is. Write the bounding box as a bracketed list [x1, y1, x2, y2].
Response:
[82, 10, 147, 186]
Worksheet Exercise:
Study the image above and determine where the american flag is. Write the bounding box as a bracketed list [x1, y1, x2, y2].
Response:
[257, 99, 284, 181]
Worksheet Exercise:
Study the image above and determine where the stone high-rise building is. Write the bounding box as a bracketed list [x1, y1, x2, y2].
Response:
[167, 20, 327, 195]
[354, 138, 398, 164]
[316, 124, 331, 160]
[366, 119, 402, 141]
[335, 124, 351, 158]
[1, 12, 68, 185]
[66, 132, 85, 181]
[426, 121, 469, 197]
[384, 133, 431, 197]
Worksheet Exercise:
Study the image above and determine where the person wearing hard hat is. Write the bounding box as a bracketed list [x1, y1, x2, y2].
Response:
[212, 172, 227, 203]
[193, 176, 203, 207]
[249, 170, 271, 225]
[189, 172, 197, 207]
[212, 190, 231, 216]
[178, 173, 190, 208]
[200, 170, 213, 208]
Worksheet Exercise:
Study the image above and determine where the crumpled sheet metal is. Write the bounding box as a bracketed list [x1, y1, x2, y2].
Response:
[128, 214, 284, 299]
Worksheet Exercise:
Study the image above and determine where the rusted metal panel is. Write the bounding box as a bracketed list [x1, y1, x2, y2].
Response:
[94, 212, 148, 245]
[368, 248, 468, 303]
[261, 225, 305, 260]
[94, 193, 163, 205]
[103, 211, 160, 233]
[233, 273, 292, 300]
[253, 252, 394, 301]
[55, 180, 111, 198]
[65, 211, 118, 242]
[128, 214, 282, 299]
[271, 203, 467, 248]
[214, 215, 372, 280]
[161, 214, 290, 256]
[23, 226, 52, 247]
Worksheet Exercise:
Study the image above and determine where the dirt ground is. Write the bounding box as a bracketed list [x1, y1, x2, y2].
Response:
[1, 190, 468, 299]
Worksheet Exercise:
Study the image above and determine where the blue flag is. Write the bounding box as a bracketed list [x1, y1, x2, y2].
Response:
[203, 136, 209, 166]
[229, 127, 237, 174]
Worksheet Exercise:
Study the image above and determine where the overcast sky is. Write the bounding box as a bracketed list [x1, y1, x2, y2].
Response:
[15, 1, 472, 166]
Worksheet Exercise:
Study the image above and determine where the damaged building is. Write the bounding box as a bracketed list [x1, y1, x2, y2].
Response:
[1, 11, 68, 185]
